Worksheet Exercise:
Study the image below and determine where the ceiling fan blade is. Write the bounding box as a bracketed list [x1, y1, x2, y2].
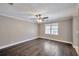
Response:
[43, 17, 48, 19]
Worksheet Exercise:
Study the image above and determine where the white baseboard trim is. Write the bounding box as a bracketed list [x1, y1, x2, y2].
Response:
[39, 37, 72, 44]
[73, 45, 79, 55]
[0, 37, 37, 50]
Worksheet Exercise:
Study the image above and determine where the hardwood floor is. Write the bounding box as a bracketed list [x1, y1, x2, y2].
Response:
[0, 38, 78, 56]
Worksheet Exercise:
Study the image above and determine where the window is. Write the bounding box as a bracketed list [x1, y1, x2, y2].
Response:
[45, 24, 51, 34]
[45, 23, 58, 35]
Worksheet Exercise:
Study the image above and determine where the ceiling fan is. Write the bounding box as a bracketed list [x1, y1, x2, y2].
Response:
[35, 14, 48, 23]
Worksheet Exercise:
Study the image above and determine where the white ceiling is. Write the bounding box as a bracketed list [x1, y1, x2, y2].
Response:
[0, 3, 77, 23]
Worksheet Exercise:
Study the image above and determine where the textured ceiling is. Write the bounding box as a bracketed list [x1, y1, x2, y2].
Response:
[0, 3, 77, 23]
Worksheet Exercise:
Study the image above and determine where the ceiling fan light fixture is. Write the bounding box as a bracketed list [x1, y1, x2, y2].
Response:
[35, 14, 48, 23]
[37, 19, 43, 23]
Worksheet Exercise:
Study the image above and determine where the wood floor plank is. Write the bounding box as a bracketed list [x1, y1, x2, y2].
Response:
[0, 38, 78, 56]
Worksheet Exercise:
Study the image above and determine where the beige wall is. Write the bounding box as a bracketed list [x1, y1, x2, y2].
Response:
[72, 7, 79, 55]
[38, 19, 72, 43]
[73, 16, 79, 46]
[0, 15, 37, 47]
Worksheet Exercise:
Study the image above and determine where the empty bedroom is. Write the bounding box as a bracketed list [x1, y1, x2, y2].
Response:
[0, 3, 79, 56]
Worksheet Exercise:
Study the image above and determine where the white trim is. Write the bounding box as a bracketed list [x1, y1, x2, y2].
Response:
[73, 45, 79, 55]
[39, 36, 72, 44]
[0, 37, 37, 50]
